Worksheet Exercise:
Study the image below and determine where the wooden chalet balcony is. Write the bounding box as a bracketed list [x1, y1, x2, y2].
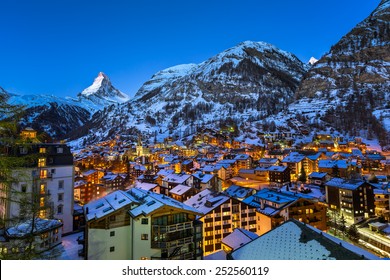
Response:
[152, 221, 193, 233]
[151, 236, 193, 249]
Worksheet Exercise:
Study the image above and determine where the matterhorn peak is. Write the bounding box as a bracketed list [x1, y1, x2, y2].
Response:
[308, 57, 318, 65]
[77, 72, 130, 111]
[81, 72, 111, 96]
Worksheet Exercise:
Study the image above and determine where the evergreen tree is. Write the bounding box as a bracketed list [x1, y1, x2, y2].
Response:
[0, 95, 53, 259]
[347, 224, 360, 242]
[332, 164, 340, 178]
[338, 214, 347, 238]
[298, 166, 307, 183]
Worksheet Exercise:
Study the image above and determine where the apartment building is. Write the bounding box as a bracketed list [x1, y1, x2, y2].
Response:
[325, 178, 375, 223]
[0, 143, 74, 234]
[184, 189, 259, 256]
[83, 188, 203, 260]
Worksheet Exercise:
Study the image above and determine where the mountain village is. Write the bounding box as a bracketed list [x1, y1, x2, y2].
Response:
[1, 0, 390, 261]
[1, 125, 389, 260]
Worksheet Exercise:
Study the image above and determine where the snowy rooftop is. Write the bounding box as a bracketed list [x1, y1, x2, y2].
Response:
[192, 172, 214, 183]
[6, 218, 62, 238]
[234, 154, 250, 160]
[169, 184, 192, 195]
[163, 173, 191, 184]
[224, 185, 254, 199]
[202, 165, 215, 173]
[222, 228, 259, 251]
[282, 152, 305, 163]
[84, 190, 137, 222]
[252, 188, 298, 204]
[203, 250, 227, 260]
[82, 169, 98, 176]
[156, 169, 174, 177]
[74, 180, 87, 188]
[231, 219, 379, 260]
[325, 178, 365, 190]
[318, 159, 348, 169]
[134, 182, 159, 191]
[268, 165, 288, 172]
[259, 158, 279, 164]
[129, 188, 201, 218]
[184, 189, 230, 215]
[308, 172, 328, 179]
[306, 152, 323, 161]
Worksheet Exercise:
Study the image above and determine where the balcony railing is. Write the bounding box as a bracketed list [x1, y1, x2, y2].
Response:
[152, 221, 193, 233]
[151, 252, 194, 260]
[151, 236, 193, 249]
[341, 198, 353, 203]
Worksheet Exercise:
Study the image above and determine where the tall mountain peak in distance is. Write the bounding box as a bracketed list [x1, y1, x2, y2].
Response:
[77, 72, 130, 110]
[71, 40, 309, 145]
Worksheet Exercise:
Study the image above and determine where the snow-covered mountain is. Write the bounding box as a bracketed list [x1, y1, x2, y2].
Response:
[71, 41, 309, 145]
[74, 72, 130, 111]
[4, 92, 91, 138]
[308, 57, 318, 65]
[1, 72, 129, 139]
[289, 0, 390, 145]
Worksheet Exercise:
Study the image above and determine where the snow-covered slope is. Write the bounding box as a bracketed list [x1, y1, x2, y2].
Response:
[290, 0, 390, 145]
[72, 41, 309, 145]
[5, 92, 91, 138]
[1, 72, 129, 139]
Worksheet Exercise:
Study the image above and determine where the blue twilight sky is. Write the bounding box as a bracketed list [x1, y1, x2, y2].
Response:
[0, 0, 380, 98]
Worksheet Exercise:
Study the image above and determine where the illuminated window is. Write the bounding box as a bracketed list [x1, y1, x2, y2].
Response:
[40, 169, 48, 179]
[39, 147, 46, 153]
[40, 197, 45, 207]
[141, 234, 148, 240]
[40, 184, 46, 194]
[39, 210, 46, 218]
[38, 158, 46, 167]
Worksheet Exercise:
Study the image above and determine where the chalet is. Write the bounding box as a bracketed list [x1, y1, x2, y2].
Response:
[223, 185, 255, 201]
[192, 172, 217, 191]
[169, 184, 197, 202]
[83, 189, 202, 260]
[221, 228, 258, 254]
[308, 172, 329, 186]
[268, 165, 290, 187]
[162, 173, 193, 190]
[243, 188, 327, 235]
[281, 152, 305, 180]
[258, 158, 280, 168]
